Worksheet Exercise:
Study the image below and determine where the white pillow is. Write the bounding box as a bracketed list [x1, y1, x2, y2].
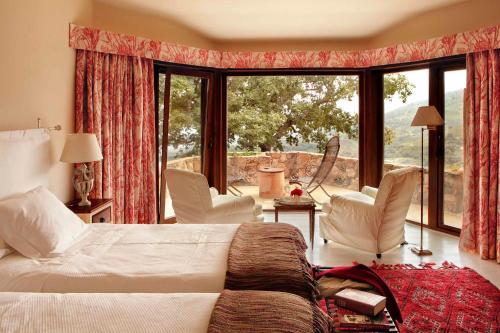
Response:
[0, 186, 88, 258]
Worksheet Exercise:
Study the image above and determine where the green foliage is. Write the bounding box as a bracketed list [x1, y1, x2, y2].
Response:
[383, 74, 415, 103]
[159, 75, 202, 159]
[161, 74, 415, 155]
[227, 75, 413, 152]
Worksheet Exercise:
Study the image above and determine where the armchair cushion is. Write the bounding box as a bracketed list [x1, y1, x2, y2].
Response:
[209, 187, 219, 198]
[360, 186, 378, 199]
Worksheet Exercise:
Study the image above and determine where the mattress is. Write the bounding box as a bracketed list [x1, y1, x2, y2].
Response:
[0, 223, 239, 293]
[0, 292, 218, 333]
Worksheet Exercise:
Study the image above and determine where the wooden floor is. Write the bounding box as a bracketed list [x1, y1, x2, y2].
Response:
[264, 211, 500, 288]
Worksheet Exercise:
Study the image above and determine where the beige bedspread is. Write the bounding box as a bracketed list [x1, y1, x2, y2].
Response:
[0, 292, 219, 333]
[0, 223, 239, 293]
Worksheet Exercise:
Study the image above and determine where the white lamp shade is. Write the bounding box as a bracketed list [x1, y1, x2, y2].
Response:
[411, 106, 444, 127]
[60, 133, 103, 163]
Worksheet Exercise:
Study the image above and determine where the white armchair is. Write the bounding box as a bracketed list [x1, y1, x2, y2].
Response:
[165, 169, 264, 224]
[319, 167, 419, 258]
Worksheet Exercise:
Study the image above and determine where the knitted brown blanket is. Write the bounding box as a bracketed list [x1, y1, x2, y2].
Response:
[224, 223, 319, 301]
[207, 290, 333, 333]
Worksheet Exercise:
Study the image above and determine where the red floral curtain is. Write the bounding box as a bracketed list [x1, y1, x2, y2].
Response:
[461, 49, 500, 262]
[75, 50, 157, 224]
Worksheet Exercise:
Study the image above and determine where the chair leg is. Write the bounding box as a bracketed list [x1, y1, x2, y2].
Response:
[323, 239, 328, 244]
[376, 253, 382, 259]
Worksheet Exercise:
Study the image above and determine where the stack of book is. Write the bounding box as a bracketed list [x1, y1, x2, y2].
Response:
[331, 288, 394, 332]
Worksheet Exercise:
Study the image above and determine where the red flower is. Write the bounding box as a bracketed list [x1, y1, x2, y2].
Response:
[291, 188, 303, 197]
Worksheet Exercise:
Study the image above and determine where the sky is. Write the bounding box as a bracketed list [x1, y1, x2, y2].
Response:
[337, 68, 466, 115]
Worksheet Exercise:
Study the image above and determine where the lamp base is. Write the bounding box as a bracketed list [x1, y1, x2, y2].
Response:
[72, 163, 94, 207]
[77, 196, 91, 206]
[411, 247, 433, 256]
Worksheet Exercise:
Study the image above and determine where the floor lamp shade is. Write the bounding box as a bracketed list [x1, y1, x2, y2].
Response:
[411, 106, 444, 127]
[60, 134, 103, 163]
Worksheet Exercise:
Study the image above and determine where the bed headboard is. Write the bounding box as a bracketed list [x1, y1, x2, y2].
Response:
[0, 129, 51, 200]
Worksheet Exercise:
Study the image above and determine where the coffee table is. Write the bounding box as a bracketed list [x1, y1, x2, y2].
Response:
[273, 199, 316, 247]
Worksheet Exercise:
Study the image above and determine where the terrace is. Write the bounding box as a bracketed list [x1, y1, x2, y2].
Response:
[166, 152, 463, 229]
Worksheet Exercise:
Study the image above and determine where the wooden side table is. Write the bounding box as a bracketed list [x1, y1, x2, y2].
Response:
[273, 199, 316, 247]
[66, 198, 113, 224]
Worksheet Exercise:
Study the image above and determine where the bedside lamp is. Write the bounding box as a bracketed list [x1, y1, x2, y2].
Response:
[410, 106, 444, 256]
[60, 133, 103, 206]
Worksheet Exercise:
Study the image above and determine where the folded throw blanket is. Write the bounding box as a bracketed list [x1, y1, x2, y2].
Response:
[316, 264, 402, 323]
[207, 290, 333, 333]
[225, 223, 319, 301]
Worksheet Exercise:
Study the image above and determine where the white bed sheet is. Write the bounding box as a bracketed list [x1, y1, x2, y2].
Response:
[0, 292, 219, 333]
[0, 223, 239, 293]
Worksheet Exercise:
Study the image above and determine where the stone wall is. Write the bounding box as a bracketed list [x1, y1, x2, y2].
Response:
[168, 152, 463, 213]
[228, 152, 360, 190]
[166, 156, 201, 173]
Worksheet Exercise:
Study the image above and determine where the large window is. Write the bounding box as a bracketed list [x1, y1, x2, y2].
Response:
[153, 57, 466, 233]
[226, 75, 359, 208]
[383, 69, 429, 224]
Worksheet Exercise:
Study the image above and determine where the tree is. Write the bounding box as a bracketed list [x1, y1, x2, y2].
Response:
[162, 73, 414, 155]
[227, 74, 414, 152]
[159, 75, 203, 159]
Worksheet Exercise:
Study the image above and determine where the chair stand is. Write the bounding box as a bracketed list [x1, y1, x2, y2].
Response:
[376, 253, 382, 259]
[307, 184, 332, 204]
[227, 184, 243, 197]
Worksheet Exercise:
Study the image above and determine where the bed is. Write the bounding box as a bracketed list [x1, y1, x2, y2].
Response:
[0, 290, 333, 333]
[0, 129, 318, 300]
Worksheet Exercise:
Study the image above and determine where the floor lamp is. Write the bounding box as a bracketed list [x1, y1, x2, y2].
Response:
[410, 106, 444, 256]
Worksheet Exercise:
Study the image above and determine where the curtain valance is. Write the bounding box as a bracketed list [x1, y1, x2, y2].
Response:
[69, 23, 500, 69]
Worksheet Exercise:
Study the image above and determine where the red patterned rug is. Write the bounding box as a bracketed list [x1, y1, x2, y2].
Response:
[370, 262, 499, 333]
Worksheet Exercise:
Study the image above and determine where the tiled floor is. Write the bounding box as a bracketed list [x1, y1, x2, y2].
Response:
[264, 211, 500, 288]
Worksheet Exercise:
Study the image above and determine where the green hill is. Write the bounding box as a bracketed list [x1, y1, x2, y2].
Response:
[384, 89, 464, 168]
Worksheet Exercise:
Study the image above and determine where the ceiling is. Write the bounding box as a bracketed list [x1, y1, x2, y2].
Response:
[96, 0, 466, 41]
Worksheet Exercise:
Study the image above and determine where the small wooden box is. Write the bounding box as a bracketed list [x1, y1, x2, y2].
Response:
[66, 199, 113, 224]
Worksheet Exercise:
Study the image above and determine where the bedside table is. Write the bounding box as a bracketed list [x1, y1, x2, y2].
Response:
[66, 199, 113, 224]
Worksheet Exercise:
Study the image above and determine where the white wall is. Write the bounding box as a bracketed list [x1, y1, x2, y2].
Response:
[0, 0, 93, 201]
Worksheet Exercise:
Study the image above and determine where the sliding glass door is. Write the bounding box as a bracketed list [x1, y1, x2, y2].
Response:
[157, 68, 212, 221]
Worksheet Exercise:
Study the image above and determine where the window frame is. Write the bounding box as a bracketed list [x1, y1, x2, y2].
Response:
[154, 62, 218, 223]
